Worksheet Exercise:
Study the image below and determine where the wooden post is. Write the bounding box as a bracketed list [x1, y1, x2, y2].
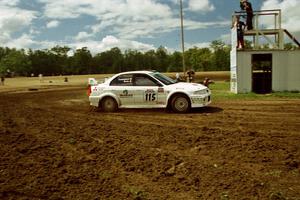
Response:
[180, 0, 186, 78]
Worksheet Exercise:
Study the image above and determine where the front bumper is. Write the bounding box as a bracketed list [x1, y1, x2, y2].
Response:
[190, 95, 211, 107]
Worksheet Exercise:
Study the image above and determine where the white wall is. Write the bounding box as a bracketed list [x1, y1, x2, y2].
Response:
[272, 51, 288, 91]
[235, 50, 300, 93]
[236, 52, 252, 93]
[286, 51, 300, 91]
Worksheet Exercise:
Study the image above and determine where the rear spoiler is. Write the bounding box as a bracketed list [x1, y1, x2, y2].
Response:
[88, 78, 98, 86]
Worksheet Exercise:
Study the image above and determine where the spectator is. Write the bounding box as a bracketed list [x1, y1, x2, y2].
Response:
[240, 0, 253, 30]
[176, 73, 180, 80]
[202, 77, 214, 87]
[234, 15, 246, 49]
[1, 75, 4, 85]
[39, 74, 43, 83]
[187, 70, 195, 83]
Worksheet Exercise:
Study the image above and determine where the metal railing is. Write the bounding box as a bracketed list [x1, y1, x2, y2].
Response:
[233, 9, 284, 49]
[233, 9, 281, 31]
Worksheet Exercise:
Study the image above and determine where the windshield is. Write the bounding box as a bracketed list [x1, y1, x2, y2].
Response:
[151, 72, 176, 85]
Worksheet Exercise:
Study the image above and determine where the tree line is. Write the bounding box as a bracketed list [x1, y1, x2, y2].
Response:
[1, 39, 297, 77]
[0, 40, 232, 77]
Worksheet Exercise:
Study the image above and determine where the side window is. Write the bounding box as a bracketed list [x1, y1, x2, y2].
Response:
[135, 74, 159, 86]
[110, 74, 133, 86]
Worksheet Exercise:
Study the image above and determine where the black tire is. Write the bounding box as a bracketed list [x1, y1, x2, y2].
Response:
[101, 97, 118, 112]
[171, 94, 190, 113]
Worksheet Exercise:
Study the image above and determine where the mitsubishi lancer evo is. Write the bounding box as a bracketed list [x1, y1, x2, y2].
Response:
[88, 71, 211, 113]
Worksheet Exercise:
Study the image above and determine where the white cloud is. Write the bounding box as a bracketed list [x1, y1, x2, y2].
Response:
[38, 0, 172, 19]
[46, 20, 60, 28]
[188, 0, 215, 12]
[261, 0, 300, 35]
[74, 31, 94, 41]
[36, 0, 172, 40]
[0, 7, 36, 34]
[0, 0, 20, 7]
[16, 35, 155, 54]
[220, 33, 231, 45]
[5, 34, 36, 49]
[0, 3, 37, 47]
[0, 32, 10, 44]
[29, 28, 41, 35]
[186, 42, 211, 49]
[70, 35, 155, 54]
[37, 0, 225, 40]
[0, 0, 233, 52]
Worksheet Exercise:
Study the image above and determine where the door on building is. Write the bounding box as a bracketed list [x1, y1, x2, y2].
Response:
[252, 54, 272, 94]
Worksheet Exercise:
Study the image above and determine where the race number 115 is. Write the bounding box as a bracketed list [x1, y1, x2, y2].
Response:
[145, 93, 156, 101]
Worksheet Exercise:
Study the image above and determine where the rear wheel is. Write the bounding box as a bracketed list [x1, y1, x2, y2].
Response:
[101, 97, 118, 112]
[171, 94, 190, 113]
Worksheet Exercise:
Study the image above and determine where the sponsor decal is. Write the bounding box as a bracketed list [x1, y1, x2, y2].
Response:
[158, 88, 164, 93]
[145, 89, 155, 93]
[120, 90, 133, 98]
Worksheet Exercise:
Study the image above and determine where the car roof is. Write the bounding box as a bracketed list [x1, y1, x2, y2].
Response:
[117, 70, 154, 75]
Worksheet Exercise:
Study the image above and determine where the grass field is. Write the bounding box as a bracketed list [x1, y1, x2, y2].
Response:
[210, 82, 300, 100]
[0, 71, 229, 93]
[0, 74, 110, 92]
[1, 71, 299, 100]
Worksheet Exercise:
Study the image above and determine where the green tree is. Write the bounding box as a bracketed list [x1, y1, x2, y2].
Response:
[0, 49, 31, 76]
[28, 49, 55, 76]
[110, 47, 124, 73]
[284, 42, 297, 50]
[210, 40, 230, 71]
[143, 50, 157, 70]
[168, 51, 182, 72]
[50, 46, 71, 75]
[70, 47, 92, 74]
[94, 47, 123, 74]
[155, 46, 169, 72]
[185, 47, 213, 71]
[123, 50, 142, 72]
[244, 40, 252, 49]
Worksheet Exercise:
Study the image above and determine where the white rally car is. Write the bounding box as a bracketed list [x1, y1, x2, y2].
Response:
[88, 71, 211, 113]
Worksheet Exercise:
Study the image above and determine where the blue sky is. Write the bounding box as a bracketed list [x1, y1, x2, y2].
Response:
[1, 0, 299, 54]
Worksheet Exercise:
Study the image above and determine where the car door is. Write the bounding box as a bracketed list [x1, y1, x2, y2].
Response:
[109, 74, 136, 106]
[133, 74, 166, 107]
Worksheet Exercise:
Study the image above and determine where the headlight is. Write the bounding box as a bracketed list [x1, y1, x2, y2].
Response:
[193, 89, 208, 95]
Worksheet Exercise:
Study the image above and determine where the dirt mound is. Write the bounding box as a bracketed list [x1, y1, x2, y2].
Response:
[0, 88, 299, 199]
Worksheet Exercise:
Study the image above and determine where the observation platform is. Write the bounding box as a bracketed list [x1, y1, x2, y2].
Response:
[233, 9, 300, 49]
[230, 9, 300, 94]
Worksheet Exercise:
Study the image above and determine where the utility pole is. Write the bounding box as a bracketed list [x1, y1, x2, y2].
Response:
[180, 0, 186, 77]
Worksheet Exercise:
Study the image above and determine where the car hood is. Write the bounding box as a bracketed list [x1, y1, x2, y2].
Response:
[167, 82, 207, 91]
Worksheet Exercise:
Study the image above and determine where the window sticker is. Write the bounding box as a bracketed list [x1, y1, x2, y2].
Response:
[119, 78, 132, 83]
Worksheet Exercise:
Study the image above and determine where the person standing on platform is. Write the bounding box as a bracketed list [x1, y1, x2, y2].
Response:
[235, 16, 246, 49]
[240, 0, 253, 30]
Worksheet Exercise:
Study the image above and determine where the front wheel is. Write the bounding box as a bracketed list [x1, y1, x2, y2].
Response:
[171, 94, 190, 113]
[101, 97, 118, 112]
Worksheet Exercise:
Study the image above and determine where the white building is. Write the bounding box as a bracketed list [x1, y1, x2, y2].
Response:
[231, 9, 300, 93]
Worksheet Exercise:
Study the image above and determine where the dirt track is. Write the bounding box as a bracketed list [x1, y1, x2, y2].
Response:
[1, 87, 300, 199]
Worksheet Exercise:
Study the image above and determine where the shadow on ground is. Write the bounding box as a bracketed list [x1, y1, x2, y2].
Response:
[93, 106, 223, 114]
